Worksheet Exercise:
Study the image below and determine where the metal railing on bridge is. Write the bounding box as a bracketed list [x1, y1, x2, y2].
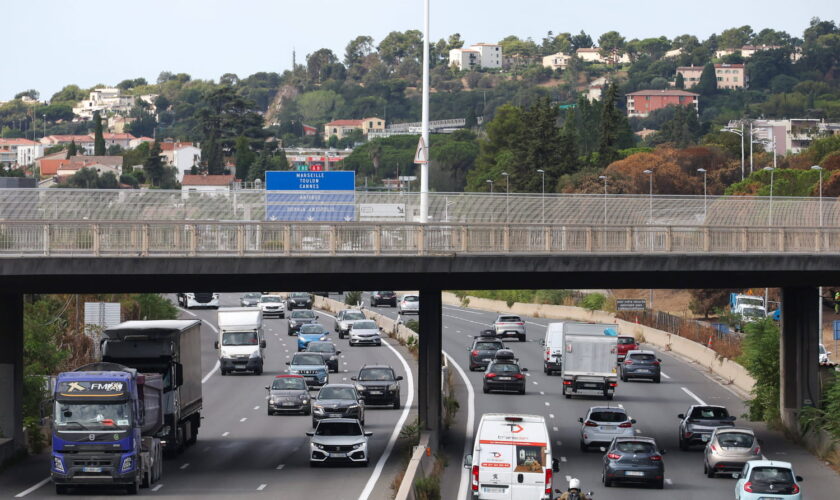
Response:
[1, 221, 838, 257]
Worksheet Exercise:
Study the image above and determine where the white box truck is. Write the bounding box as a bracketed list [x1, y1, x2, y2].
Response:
[560, 323, 619, 400]
[542, 322, 617, 376]
[215, 307, 265, 375]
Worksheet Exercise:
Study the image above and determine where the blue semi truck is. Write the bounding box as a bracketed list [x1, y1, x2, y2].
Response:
[50, 363, 164, 494]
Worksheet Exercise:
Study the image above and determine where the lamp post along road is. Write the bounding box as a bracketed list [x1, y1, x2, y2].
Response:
[486, 179, 493, 193]
[501, 172, 510, 223]
[536, 169, 545, 223]
[599, 175, 608, 226]
[697, 168, 707, 219]
[764, 166, 775, 227]
[812, 165, 823, 227]
[643, 169, 653, 223]
[418, 0, 430, 223]
[721, 124, 745, 180]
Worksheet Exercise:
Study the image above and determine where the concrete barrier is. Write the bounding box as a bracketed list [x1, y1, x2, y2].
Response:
[442, 292, 755, 396]
[395, 432, 433, 500]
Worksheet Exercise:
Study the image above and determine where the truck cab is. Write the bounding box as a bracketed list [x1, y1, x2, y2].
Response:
[215, 308, 265, 375]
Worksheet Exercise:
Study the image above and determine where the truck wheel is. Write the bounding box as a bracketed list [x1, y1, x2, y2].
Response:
[126, 480, 139, 495]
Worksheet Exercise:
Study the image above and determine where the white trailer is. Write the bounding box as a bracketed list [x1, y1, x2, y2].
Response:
[561, 331, 618, 400]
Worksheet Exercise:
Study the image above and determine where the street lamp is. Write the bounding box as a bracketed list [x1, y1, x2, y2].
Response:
[599, 175, 608, 226]
[721, 124, 745, 180]
[811, 165, 823, 227]
[42, 114, 46, 140]
[764, 166, 775, 227]
[486, 179, 494, 193]
[501, 172, 510, 223]
[643, 169, 653, 224]
[536, 169, 545, 223]
[697, 168, 707, 219]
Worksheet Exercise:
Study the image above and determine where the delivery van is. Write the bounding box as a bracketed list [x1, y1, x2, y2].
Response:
[464, 414, 557, 499]
[541, 322, 566, 375]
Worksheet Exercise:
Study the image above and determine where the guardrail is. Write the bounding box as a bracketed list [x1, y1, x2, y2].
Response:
[1, 221, 839, 257]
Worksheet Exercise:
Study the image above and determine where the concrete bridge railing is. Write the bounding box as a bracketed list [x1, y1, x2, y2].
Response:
[1, 221, 840, 257]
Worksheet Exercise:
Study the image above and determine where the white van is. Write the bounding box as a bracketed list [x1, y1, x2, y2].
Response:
[464, 414, 556, 500]
[215, 307, 265, 375]
[541, 322, 566, 375]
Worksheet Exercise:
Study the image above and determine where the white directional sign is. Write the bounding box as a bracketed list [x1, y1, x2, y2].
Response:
[360, 203, 406, 218]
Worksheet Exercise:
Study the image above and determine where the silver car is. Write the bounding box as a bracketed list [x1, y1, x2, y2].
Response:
[349, 320, 382, 346]
[398, 294, 419, 315]
[335, 309, 366, 339]
[579, 406, 636, 450]
[306, 418, 372, 467]
[703, 427, 761, 478]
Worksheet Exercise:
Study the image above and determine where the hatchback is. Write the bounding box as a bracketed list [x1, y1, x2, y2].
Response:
[734, 460, 802, 499]
[483, 355, 527, 394]
[616, 336, 639, 361]
[348, 320, 382, 346]
[398, 295, 420, 315]
[704, 427, 761, 478]
[307, 419, 372, 467]
[468, 337, 505, 371]
[602, 436, 666, 489]
[620, 350, 662, 383]
[579, 407, 636, 450]
[297, 323, 330, 351]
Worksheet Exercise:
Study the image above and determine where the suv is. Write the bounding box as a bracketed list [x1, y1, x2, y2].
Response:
[287, 309, 318, 335]
[468, 336, 505, 371]
[678, 405, 736, 450]
[258, 294, 285, 318]
[493, 314, 526, 342]
[352, 365, 403, 409]
[306, 419, 372, 467]
[602, 436, 666, 489]
[312, 384, 365, 427]
[370, 291, 397, 307]
[286, 352, 329, 388]
[335, 309, 366, 338]
[616, 336, 638, 361]
[620, 350, 662, 383]
[483, 350, 527, 394]
[306, 341, 341, 373]
[286, 292, 313, 310]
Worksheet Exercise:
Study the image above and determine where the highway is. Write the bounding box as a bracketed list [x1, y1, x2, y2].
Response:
[0, 293, 415, 499]
[361, 293, 840, 500]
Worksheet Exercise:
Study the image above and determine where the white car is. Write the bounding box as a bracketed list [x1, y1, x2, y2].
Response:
[398, 295, 419, 315]
[734, 460, 803, 499]
[819, 343, 831, 364]
[579, 406, 635, 450]
[258, 294, 285, 318]
[349, 320, 382, 347]
[306, 418, 372, 467]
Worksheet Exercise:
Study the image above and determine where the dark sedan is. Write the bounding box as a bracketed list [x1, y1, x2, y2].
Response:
[312, 384, 365, 427]
[266, 375, 312, 415]
[678, 405, 736, 450]
[620, 350, 662, 383]
[240, 292, 262, 307]
[602, 436, 666, 489]
[286, 292, 313, 310]
[352, 365, 402, 409]
[482, 355, 527, 394]
[468, 337, 505, 371]
[306, 341, 341, 373]
[288, 309, 319, 335]
[370, 291, 397, 307]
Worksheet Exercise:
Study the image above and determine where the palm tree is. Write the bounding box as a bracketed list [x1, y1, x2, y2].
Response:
[368, 141, 383, 173]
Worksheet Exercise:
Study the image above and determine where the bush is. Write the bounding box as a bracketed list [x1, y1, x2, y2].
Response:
[580, 293, 606, 311]
[404, 319, 419, 333]
[413, 475, 441, 500]
[133, 293, 178, 320]
[24, 417, 45, 454]
[739, 319, 780, 423]
[801, 372, 840, 438]
[344, 291, 363, 306]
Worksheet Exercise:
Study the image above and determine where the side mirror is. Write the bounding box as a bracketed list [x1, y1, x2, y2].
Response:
[678, 413, 685, 419]
[214, 341, 220, 350]
[578, 417, 584, 423]
[463, 454, 473, 469]
[796, 475, 803, 482]
[351, 376, 357, 381]
[660, 449, 667, 455]
[396, 376, 403, 381]
[364, 431, 373, 437]
[539, 340, 545, 346]
[336, 351, 341, 355]
[551, 458, 559, 472]
[260, 340, 267, 348]
[306, 431, 314, 437]
[379, 326, 383, 331]
[657, 358, 662, 362]
[521, 367, 529, 372]
[728, 416, 737, 422]
[315, 315, 319, 319]
[264, 386, 270, 390]
[631, 419, 637, 424]
[285, 361, 290, 365]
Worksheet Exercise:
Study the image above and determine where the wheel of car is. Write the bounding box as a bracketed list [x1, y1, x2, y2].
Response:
[654, 376, 661, 383]
[255, 368, 263, 375]
[518, 334, 525, 342]
[267, 409, 273, 416]
[312, 418, 317, 428]
[654, 478, 664, 489]
[603, 472, 612, 487]
[605, 393, 614, 400]
[580, 440, 587, 452]
[360, 460, 369, 467]
[621, 374, 628, 382]
[565, 393, 571, 399]
[220, 370, 227, 376]
[126, 480, 139, 495]
[393, 398, 400, 410]
[519, 388, 525, 395]
[705, 462, 715, 478]
[543, 366, 548, 374]
[309, 461, 318, 468]
[679, 436, 688, 451]
[482, 385, 489, 394]
[279, 314, 284, 319]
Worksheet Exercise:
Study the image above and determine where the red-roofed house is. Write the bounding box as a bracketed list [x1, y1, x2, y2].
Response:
[323, 117, 384, 140]
[159, 142, 202, 182]
[626, 89, 699, 118]
[0, 138, 44, 167]
[129, 136, 155, 149]
[181, 174, 236, 198]
[102, 132, 136, 150]
[302, 124, 317, 136]
[40, 135, 95, 155]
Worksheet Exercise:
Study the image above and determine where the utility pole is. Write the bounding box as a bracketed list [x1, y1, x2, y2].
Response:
[418, 0, 431, 223]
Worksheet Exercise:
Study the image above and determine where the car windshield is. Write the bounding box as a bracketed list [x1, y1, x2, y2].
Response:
[318, 387, 356, 400]
[222, 331, 258, 346]
[307, 343, 334, 353]
[272, 377, 307, 390]
[292, 354, 324, 365]
[489, 363, 521, 374]
[589, 411, 629, 423]
[359, 368, 394, 381]
[750, 466, 794, 483]
[261, 296, 281, 303]
[629, 353, 656, 361]
[616, 441, 656, 454]
[291, 293, 310, 298]
[690, 407, 730, 419]
[54, 401, 132, 430]
[300, 324, 325, 335]
[244, 293, 261, 299]
[344, 311, 365, 320]
[291, 310, 316, 319]
[375, 291, 394, 295]
[740, 298, 764, 306]
[617, 337, 636, 345]
[742, 307, 764, 317]
[315, 421, 362, 436]
[475, 342, 502, 350]
[403, 296, 418, 302]
[353, 321, 377, 330]
[498, 316, 521, 323]
[716, 432, 754, 448]
[819, 345, 827, 354]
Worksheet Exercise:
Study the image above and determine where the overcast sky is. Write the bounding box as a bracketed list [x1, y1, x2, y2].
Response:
[3, 0, 837, 101]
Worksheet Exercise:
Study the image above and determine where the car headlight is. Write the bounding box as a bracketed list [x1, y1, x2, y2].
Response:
[388, 383, 399, 391]
[313, 443, 325, 450]
[270, 396, 278, 404]
[352, 442, 365, 450]
[313, 405, 325, 414]
[329, 355, 337, 360]
[355, 384, 366, 392]
[348, 404, 359, 410]
[53, 456, 64, 473]
[121, 455, 134, 472]
[299, 394, 309, 402]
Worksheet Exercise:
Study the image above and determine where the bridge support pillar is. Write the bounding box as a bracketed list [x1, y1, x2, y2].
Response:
[418, 288, 442, 445]
[780, 286, 821, 431]
[0, 293, 24, 461]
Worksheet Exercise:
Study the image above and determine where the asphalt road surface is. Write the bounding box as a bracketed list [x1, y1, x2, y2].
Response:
[0, 293, 415, 499]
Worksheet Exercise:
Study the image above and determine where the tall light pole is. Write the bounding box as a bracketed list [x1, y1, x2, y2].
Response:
[749, 121, 754, 175]
[486, 179, 494, 193]
[764, 166, 775, 227]
[697, 168, 707, 219]
[811, 164, 825, 343]
[599, 175, 608, 226]
[418, 0, 431, 223]
[42, 114, 47, 140]
[721, 125, 745, 180]
[643, 169, 653, 223]
[812, 165, 823, 227]
[501, 171, 510, 223]
[536, 169, 545, 223]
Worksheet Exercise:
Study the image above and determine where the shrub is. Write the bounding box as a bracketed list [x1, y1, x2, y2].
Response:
[581, 293, 606, 311]
[24, 417, 45, 454]
[738, 319, 780, 423]
[344, 291, 363, 306]
[413, 475, 441, 500]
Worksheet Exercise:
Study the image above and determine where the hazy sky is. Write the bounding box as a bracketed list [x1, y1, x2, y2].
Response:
[3, 0, 837, 101]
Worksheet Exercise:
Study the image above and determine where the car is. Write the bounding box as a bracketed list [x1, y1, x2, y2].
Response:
[286, 292, 313, 310]
[297, 323, 330, 351]
[620, 350, 662, 383]
[602, 436, 666, 489]
[177, 292, 219, 309]
[352, 365, 403, 409]
[335, 309, 366, 339]
[616, 336, 638, 362]
[239, 292, 262, 307]
[398, 294, 420, 315]
[348, 319, 382, 346]
[286, 352, 329, 388]
[704, 427, 761, 478]
[579, 406, 636, 451]
[306, 418, 372, 467]
[819, 343, 832, 364]
[306, 341, 341, 373]
[287, 309, 318, 335]
[312, 384, 365, 427]
[370, 291, 397, 307]
[678, 405, 737, 450]
[258, 294, 285, 318]
[468, 335, 505, 371]
[734, 460, 803, 499]
[483, 350, 527, 394]
[493, 314, 526, 342]
[266, 375, 312, 415]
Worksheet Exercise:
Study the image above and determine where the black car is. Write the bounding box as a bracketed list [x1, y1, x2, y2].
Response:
[602, 436, 666, 489]
[370, 291, 397, 307]
[312, 384, 365, 427]
[482, 350, 527, 394]
[266, 375, 311, 415]
[306, 341, 341, 373]
[352, 365, 403, 409]
[468, 336, 505, 371]
[678, 405, 736, 450]
[286, 292, 313, 310]
[288, 309, 318, 335]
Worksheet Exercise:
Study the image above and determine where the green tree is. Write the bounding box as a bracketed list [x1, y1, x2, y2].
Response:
[598, 31, 627, 63]
[718, 25, 754, 49]
[344, 35, 375, 67]
[196, 86, 263, 175]
[66, 140, 77, 159]
[597, 83, 631, 168]
[296, 90, 345, 124]
[558, 109, 579, 177]
[234, 136, 255, 180]
[740, 319, 781, 422]
[466, 104, 525, 191]
[247, 150, 270, 182]
[570, 31, 594, 50]
[695, 62, 718, 96]
[675, 72, 685, 89]
[93, 111, 105, 156]
[143, 141, 167, 186]
[513, 97, 562, 192]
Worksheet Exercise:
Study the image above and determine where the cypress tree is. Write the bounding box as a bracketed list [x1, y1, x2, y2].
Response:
[675, 72, 685, 89]
[696, 63, 718, 96]
[93, 111, 106, 156]
[66, 140, 77, 159]
[597, 83, 624, 168]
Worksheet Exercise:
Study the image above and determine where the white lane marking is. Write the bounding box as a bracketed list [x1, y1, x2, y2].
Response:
[177, 306, 197, 317]
[152, 484, 164, 492]
[544, 402, 550, 406]
[560, 456, 567, 463]
[240, 417, 248, 422]
[532, 381, 538, 385]
[443, 314, 492, 328]
[222, 431, 230, 437]
[257, 484, 267, 491]
[553, 426, 559, 432]
[253, 406, 260, 410]
[444, 326, 449, 329]
[442, 306, 483, 315]
[540, 391, 545, 395]
[179, 463, 190, 470]
[358, 338, 416, 500]
[661, 372, 671, 379]
[665, 478, 673, 485]
[524, 321, 547, 328]
[681, 387, 707, 405]
[342, 377, 348, 381]
[445, 350, 475, 500]
[549, 414, 555, 419]
[202, 360, 220, 384]
[201, 319, 219, 334]
[456, 330, 462, 333]
[13, 477, 50, 498]
[276, 464, 285, 470]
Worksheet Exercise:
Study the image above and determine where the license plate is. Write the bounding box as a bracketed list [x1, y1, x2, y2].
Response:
[585, 383, 598, 388]
[601, 425, 616, 431]
[483, 486, 506, 493]
[281, 402, 295, 407]
[82, 467, 102, 473]
[625, 471, 645, 477]
[235, 364, 246, 369]
[369, 391, 383, 395]
[328, 413, 342, 418]
[330, 452, 346, 457]
[498, 377, 512, 381]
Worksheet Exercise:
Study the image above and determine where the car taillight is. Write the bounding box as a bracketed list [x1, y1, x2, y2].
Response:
[624, 359, 633, 365]
[791, 483, 800, 494]
[753, 446, 761, 455]
[684, 432, 692, 438]
[618, 421, 632, 428]
[517, 322, 524, 326]
[544, 468, 552, 495]
[710, 444, 718, 452]
[609, 382, 617, 387]
[545, 350, 550, 356]
[562, 380, 572, 386]
[472, 465, 479, 491]
[652, 361, 660, 366]
[584, 420, 598, 427]
[743, 481, 753, 493]
[471, 350, 479, 356]
[513, 373, 524, 380]
[649, 455, 662, 461]
[607, 452, 621, 460]
[485, 373, 497, 379]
